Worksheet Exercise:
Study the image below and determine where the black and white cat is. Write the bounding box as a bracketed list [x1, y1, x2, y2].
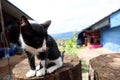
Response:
[19, 16, 63, 78]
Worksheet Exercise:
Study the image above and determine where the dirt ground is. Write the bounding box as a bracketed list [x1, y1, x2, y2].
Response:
[77, 47, 116, 80]
[77, 47, 116, 64]
[0, 54, 26, 80]
[0, 47, 116, 80]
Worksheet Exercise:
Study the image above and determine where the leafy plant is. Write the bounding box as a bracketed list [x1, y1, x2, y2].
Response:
[57, 33, 88, 73]
[57, 32, 80, 56]
[81, 59, 88, 73]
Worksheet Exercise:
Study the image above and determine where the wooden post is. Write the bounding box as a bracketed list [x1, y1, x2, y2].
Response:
[89, 53, 120, 80]
[12, 54, 82, 80]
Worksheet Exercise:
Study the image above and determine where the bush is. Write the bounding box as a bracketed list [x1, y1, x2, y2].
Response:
[57, 33, 80, 56]
[57, 33, 88, 73]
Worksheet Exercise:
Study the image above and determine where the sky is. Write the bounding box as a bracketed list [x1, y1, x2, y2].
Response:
[9, 0, 120, 34]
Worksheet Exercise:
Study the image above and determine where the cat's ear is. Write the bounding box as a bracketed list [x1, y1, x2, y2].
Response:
[42, 20, 51, 31]
[20, 15, 30, 25]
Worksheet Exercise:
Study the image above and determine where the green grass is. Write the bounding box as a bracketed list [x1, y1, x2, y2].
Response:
[81, 59, 88, 73]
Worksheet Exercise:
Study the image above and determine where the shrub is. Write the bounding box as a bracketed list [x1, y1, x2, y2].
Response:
[57, 33, 80, 56]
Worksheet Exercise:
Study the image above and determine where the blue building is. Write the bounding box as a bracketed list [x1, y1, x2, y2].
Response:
[89, 9, 120, 52]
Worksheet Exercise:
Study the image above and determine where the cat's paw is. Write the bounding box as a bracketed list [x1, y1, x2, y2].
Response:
[47, 67, 56, 74]
[36, 65, 40, 70]
[36, 68, 45, 77]
[26, 70, 36, 78]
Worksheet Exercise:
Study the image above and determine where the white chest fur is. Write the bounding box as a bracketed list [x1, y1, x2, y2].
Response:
[19, 33, 47, 54]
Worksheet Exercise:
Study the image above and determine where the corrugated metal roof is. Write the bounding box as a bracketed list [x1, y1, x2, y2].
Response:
[90, 9, 120, 30]
[90, 17, 110, 30]
[1, 0, 33, 20]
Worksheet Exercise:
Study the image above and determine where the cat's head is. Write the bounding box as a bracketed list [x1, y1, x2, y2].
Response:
[20, 15, 51, 35]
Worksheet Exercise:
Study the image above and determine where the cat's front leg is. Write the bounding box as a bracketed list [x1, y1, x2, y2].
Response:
[36, 52, 46, 77]
[25, 51, 36, 78]
[36, 60, 46, 77]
